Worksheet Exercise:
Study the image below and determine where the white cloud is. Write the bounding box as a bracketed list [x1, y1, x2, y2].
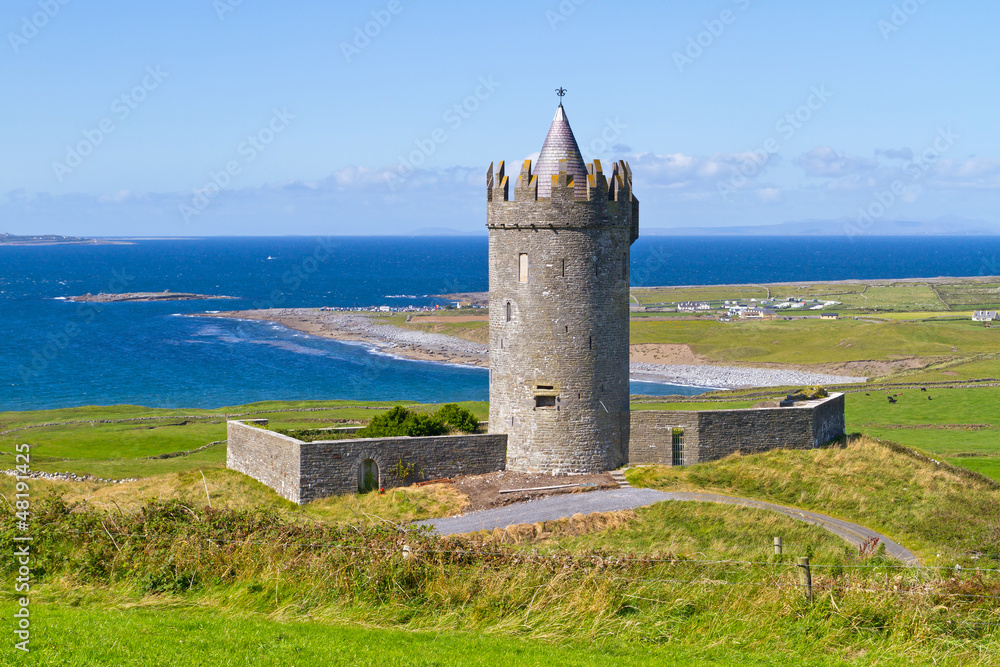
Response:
[927, 157, 1000, 189]
[629, 150, 778, 190]
[794, 146, 876, 177]
[758, 188, 781, 202]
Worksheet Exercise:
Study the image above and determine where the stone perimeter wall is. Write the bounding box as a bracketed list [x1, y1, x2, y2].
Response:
[628, 393, 845, 467]
[227, 420, 300, 501]
[227, 420, 507, 504]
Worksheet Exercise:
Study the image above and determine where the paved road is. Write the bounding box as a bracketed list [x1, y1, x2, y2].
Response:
[417, 488, 920, 566]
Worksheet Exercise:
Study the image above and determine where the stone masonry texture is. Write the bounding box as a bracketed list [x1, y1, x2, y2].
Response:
[628, 393, 846, 466]
[487, 158, 639, 473]
[227, 420, 507, 504]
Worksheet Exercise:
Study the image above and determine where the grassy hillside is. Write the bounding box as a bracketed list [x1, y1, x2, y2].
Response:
[4, 398, 1000, 663]
[626, 435, 1000, 565]
[6, 483, 999, 666]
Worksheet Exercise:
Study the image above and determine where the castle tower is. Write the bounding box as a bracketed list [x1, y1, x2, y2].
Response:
[487, 102, 639, 473]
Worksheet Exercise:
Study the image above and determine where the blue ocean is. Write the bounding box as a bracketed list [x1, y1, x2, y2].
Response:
[2, 235, 998, 412]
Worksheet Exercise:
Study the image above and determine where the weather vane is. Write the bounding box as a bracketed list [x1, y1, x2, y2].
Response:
[555, 86, 567, 102]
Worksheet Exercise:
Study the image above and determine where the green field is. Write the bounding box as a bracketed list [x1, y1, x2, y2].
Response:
[632, 284, 770, 305]
[630, 277, 1000, 313]
[875, 354, 1000, 383]
[630, 317, 997, 366]
[5, 601, 825, 667]
[0, 400, 488, 479]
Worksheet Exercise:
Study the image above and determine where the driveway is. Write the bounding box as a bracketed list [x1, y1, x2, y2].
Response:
[416, 487, 920, 565]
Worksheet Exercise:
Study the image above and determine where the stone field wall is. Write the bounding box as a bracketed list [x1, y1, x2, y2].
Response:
[628, 393, 845, 467]
[227, 420, 507, 504]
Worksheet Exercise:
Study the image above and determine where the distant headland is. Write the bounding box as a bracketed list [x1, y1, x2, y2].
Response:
[70, 291, 236, 303]
[0, 233, 131, 246]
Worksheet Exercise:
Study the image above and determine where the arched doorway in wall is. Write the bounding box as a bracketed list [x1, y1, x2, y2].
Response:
[359, 458, 379, 493]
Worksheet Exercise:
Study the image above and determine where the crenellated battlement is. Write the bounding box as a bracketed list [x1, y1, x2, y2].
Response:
[487, 158, 634, 204]
[487, 157, 639, 242]
[487, 101, 639, 473]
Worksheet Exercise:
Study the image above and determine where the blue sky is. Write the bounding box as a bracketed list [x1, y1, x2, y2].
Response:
[2, 0, 999, 236]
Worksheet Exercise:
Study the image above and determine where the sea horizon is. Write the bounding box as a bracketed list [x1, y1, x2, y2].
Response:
[2, 234, 998, 412]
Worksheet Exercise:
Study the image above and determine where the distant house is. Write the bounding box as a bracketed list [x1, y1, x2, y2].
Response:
[678, 301, 710, 312]
[972, 310, 997, 322]
[743, 308, 777, 320]
[821, 312, 839, 320]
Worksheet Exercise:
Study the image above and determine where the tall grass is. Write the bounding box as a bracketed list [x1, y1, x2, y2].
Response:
[627, 435, 1000, 565]
[5, 495, 1000, 663]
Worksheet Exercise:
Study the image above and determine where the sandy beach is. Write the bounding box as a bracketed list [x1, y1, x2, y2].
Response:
[200, 309, 866, 389]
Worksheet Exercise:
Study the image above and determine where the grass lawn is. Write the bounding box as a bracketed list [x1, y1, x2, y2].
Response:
[846, 386, 1000, 428]
[945, 456, 1000, 483]
[0, 598, 900, 667]
[863, 427, 1000, 456]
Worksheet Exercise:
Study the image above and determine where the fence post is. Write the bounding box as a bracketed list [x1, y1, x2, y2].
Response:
[797, 556, 813, 601]
[773, 537, 782, 555]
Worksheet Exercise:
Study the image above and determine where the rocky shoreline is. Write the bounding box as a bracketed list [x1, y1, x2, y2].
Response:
[71, 291, 236, 303]
[201, 309, 489, 367]
[202, 308, 867, 389]
[629, 362, 865, 389]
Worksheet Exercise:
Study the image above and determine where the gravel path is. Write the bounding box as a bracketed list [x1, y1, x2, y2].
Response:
[418, 488, 919, 565]
[629, 362, 865, 388]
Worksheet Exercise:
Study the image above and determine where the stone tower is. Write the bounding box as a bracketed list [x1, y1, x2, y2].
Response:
[487, 102, 639, 473]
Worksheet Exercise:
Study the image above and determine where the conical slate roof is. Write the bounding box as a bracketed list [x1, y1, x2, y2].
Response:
[534, 104, 588, 198]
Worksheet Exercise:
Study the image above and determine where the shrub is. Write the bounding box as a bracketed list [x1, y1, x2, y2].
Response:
[355, 406, 448, 438]
[436, 403, 480, 433]
[354, 404, 479, 438]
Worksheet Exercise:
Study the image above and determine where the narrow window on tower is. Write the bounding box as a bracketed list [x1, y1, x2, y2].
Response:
[589, 336, 592, 350]
[518, 253, 528, 283]
[561, 258, 566, 277]
[506, 301, 511, 322]
[622, 253, 627, 280]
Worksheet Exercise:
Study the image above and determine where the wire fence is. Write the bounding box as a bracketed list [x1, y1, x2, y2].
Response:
[48, 528, 1000, 580]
